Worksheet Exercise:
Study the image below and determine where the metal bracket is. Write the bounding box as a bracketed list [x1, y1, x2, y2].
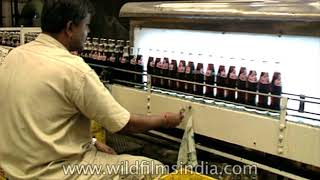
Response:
[278, 97, 288, 155]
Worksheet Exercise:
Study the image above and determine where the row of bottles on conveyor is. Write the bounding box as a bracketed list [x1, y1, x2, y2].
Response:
[80, 37, 144, 85]
[0, 31, 39, 47]
[147, 53, 282, 110]
[0, 31, 20, 47]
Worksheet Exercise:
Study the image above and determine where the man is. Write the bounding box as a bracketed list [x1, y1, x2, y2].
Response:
[0, 0, 183, 179]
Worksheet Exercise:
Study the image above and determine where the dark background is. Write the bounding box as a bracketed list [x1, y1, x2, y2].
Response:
[2, 0, 182, 40]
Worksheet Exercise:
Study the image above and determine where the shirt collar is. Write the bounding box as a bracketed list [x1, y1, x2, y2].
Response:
[35, 33, 68, 51]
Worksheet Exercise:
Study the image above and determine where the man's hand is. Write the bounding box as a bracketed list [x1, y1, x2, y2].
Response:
[162, 111, 184, 128]
[95, 141, 117, 155]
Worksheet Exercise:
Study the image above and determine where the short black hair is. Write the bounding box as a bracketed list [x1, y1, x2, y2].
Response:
[41, 0, 93, 33]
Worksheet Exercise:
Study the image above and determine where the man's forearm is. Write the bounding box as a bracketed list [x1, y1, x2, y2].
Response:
[118, 113, 165, 134]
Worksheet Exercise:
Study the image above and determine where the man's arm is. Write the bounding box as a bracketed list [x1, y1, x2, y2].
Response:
[71, 68, 183, 133]
[118, 112, 184, 134]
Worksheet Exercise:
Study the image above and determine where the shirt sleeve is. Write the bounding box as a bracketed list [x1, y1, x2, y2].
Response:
[71, 70, 130, 133]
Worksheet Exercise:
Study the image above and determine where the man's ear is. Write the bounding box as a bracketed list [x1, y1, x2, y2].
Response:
[65, 21, 73, 38]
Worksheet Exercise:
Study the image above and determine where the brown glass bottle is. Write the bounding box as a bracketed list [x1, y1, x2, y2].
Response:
[128, 47, 137, 84]
[226, 66, 237, 102]
[82, 37, 90, 62]
[194, 63, 204, 96]
[100, 39, 107, 62]
[106, 39, 115, 65]
[216, 65, 227, 99]
[107, 43, 115, 66]
[237, 67, 248, 104]
[91, 38, 99, 62]
[147, 56, 155, 86]
[185, 61, 195, 94]
[205, 64, 215, 98]
[270, 72, 282, 110]
[1, 32, 7, 46]
[177, 60, 186, 92]
[119, 46, 130, 84]
[135, 54, 144, 84]
[168, 60, 178, 90]
[0, 32, 3, 45]
[258, 72, 270, 108]
[109, 47, 116, 67]
[96, 44, 104, 65]
[247, 70, 258, 106]
[114, 44, 120, 67]
[161, 58, 170, 89]
[154, 58, 162, 87]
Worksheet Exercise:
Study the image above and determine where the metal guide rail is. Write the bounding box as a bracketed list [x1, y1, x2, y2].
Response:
[87, 63, 320, 127]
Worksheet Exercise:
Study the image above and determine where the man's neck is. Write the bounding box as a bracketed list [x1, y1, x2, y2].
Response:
[43, 32, 70, 50]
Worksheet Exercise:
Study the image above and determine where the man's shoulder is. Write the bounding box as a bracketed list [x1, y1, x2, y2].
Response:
[14, 42, 92, 74]
[61, 53, 92, 74]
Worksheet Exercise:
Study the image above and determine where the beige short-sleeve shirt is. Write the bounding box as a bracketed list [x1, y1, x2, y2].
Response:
[0, 34, 130, 179]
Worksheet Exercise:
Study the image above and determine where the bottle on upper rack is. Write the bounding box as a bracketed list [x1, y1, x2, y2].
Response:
[1, 32, 7, 45]
[81, 37, 91, 61]
[185, 61, 195, 94]
[91, 38, 99, 62]
[216, 65, 227, 99]
[258, 72, 270, 108]
[12, 33, 20, 47]
[108, 41, 116, 67]
[0, 32, 3, 45]
[161, 57, 170, 89]
[119, 45, 130, 84]
[6, 32, 13, 47]
[237, 67, 248, 104]
[135, 50, 144, 85]
[96, 43, 104, 64]
[100, 39, 107, 62]
[205, 63, 215, 98]
[154, 56, 162, 88]
[247, 70, 258, 106]
[106, 39, 113, 66]
[128, 47, 137, 86]
[147, 49, 155, 86]
[177, 60, 186, 93]
[101, 39, 108, 62]
[270, 72, 282, 110]
[226, 66, 237, 102]
[168, 59, 178, 91]
[194, 63, 204, 96]
[114, 41, 121, 68]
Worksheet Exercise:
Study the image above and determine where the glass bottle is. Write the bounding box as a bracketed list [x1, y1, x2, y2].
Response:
[216, 65, 227, 100]
[258, 72, 270, 108]
[270, 72, 282, 110]
[247, 70, 258, 106]
[237, 67, 248, 104]
[194, 62, 204, 96]
[205, 63, 215, 98]
[185, 61, 195, 94]
[226, 66, 237, 102]
[177, 60, 186, 92]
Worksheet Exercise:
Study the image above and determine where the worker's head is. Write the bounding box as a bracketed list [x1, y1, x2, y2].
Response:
[41, 0, 93, 51]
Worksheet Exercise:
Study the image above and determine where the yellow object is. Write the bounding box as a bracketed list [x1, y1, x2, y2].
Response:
[0, 167, 5, 180]
[91, 120, 106, 143]
[159, 169, 217, 180]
